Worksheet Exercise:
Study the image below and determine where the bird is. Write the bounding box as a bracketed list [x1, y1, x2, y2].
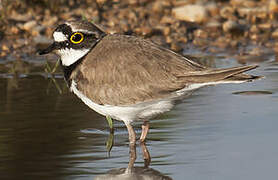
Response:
[39, 20, 261, 146]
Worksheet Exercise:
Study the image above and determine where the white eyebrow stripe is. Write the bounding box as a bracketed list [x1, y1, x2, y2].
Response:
[72, 29, 95, 34]
[65, 22, 96, 35]
[53, 32, 67, 42]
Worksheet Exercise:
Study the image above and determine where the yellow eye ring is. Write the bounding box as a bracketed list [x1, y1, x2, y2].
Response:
[70, 32, 84, 44]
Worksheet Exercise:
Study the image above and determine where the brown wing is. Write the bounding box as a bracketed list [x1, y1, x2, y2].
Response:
[71, 34, 258, 106]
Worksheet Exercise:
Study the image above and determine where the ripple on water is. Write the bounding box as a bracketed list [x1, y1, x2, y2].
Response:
[80, 128, 108, 135]
[232, 90, 273, 95]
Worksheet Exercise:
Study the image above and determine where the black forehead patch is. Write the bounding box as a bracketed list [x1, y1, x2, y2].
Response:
[54, 24, 72, 36]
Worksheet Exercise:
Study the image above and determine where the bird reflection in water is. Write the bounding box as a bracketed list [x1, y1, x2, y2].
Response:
[95, 142, 172, 180]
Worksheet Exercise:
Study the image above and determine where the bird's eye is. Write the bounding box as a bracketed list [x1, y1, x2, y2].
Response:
[70, 32, 84, 44]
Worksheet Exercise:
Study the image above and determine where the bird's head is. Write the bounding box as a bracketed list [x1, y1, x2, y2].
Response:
[39, 20, 106, 66]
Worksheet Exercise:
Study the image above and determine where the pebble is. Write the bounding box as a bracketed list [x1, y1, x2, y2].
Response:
[10, 11, 32, 22]
[231, 0, 257, 7]
[220, 6, 235, 19]
[206, 2, 219, 16]
[96, 0, 107, 5]
[193, 38, 208, 47]
[206, 20, 221, 30]
[165, 36, 173, 44]
[230, 0, 245, 6]
[135, 26, 152, 36]
[23, 21, 37, 32]
[152, 0, 164, 13]
[258, 23, 272, 30]
[150, 35, 165, 46]
[178, 36, 187, 43]
[33, 35, 53, 47]
[42, 16, 58, 27]
[194, 29, 208, 39]
[172, 0, 187, 7]
[172, 5, 207, 23]
[222, 20, 240, 33]
[222, 20, 246, 35]
[0, 31, 3, 41]
[12, 39, 27, 49]
[230, 40, 239, 48]
[249, 47, 263, 56]
[163, 26, 171, 36]
[10, 26, 20, 35]
[269, 0, 278, 13]
[250, 25, 259, 33]
[2, 44, 9, 51]
[250, 34, 259, 41]
[237, 7, 268, 20]
[170, 41, 182, 52]
[274, 42, 278, 53]
[272, 28, 278, 38]
[213, 37, 230, 48]
[33, 25, 45, 34]
[160, 16, 175, 24]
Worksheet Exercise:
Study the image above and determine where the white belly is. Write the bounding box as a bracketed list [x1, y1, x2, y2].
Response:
[70, 79, 247, 124]
[70, 80, 175, 124]
[70, 80, 240, 123]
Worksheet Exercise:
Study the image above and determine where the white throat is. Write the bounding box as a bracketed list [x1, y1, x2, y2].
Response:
[58, 48, 89, 66]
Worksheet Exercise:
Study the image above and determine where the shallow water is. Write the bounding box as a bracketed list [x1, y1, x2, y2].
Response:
[1, 55, 278, 180]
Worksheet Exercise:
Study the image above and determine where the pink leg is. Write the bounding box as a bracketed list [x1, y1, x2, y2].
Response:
[140, 121, 149, 142]
[125, 122, 136, 145]
[124, 122, 137, 171]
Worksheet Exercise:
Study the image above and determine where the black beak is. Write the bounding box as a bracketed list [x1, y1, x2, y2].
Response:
[38, 42, 59, 55]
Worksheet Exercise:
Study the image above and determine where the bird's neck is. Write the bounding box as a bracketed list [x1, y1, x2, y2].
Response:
[60, 56, 84, 87]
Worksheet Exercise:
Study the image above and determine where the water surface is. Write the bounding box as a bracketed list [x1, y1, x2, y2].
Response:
[0, 55, 278, 180]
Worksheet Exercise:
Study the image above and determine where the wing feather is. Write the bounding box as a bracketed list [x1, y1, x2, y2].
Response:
[71, 34, 257, 106]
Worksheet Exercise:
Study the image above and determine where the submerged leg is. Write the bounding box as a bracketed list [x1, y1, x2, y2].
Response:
[124, 122, 137, 172]
[139, 121, 150, 142]
[140, 142, 151, 167]
[127, 143, 137, 172]
[125, 122, 136, 145]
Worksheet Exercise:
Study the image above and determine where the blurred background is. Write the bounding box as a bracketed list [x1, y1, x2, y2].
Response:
[1, 0, 278, 60]
[1, 1, 278, 180]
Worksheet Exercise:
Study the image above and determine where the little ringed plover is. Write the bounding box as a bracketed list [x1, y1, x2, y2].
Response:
[39, 20, 261, 145]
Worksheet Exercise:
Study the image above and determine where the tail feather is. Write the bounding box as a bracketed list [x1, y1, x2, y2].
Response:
[182, 65, 262, 83]
[225, 73, 262, 82]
